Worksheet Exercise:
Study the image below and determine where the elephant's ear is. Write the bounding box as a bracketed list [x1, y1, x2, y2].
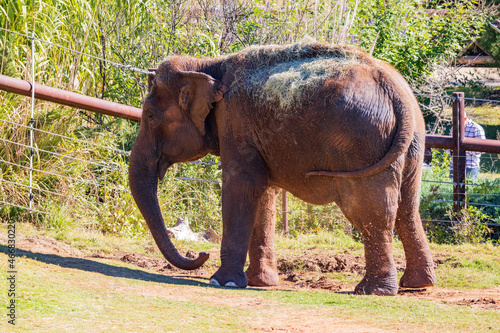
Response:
[179, 71, 229, 136]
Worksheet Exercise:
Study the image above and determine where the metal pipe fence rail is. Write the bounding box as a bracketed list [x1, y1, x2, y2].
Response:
[0, 74, 142, 122]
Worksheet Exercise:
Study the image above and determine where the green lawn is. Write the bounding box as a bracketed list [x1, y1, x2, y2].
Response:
[1, 223, 499, 332]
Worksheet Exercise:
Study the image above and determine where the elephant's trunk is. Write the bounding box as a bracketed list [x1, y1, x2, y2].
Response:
[128, 141, 209, 270]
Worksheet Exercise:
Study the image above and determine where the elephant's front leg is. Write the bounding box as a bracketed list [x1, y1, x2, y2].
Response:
[209, 168, 268, 288]
[245, 186, 280, 287]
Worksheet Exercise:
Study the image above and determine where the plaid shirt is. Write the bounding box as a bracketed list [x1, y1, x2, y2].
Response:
[449, 120, 485, 169]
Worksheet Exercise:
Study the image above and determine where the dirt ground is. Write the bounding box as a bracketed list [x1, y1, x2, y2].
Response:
[10, 234, 500, 312]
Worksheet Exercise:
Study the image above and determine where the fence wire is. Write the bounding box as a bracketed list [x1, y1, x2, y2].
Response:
[415, 93, 500, 104]
[0, 27, 154, 75]
[422, 219, 500, 227]
[174, 176, 221, 184]
[428, 192, 500, 197]
[0, 178, 93, 205]
[0, 158, 97, 184]
[0, 112, 221, 221]
[420, 175, 500, 228]
[425, 199, 500, 210]
[422, 179, 500, 189]
[0, 200, 47, 215]
[0, 118, 131, 156]
[0, 137, 121, 171]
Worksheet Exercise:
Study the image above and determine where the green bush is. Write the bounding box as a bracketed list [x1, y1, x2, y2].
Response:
[420, 149, 499, 244]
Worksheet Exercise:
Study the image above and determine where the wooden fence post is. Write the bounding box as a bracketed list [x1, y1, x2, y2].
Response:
[452, 92, 467, 213]
[282, 190, 289, 235]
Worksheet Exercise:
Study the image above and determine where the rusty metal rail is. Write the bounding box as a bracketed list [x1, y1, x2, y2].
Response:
[437, 92, 500, 212]
[0, 74, 142, 122]
[426, 135, 500, 153]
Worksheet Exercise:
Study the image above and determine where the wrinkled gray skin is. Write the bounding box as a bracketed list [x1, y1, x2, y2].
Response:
[128, 42, 436, 295]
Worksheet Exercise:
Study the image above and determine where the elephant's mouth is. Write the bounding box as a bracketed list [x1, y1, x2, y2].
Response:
[158, 155, 171, 181]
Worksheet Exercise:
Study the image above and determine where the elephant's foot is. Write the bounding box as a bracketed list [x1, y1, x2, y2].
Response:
[354, 272, 398, 296]
[245, 265, 279, 287]
[400, 265, 436, 289]
[210, 267, 248, 288]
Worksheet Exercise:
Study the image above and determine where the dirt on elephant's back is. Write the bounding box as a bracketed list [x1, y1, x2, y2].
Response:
[7, 234, 500, 311]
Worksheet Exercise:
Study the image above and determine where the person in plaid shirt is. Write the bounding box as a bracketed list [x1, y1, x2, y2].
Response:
[449, 113, 486, 178]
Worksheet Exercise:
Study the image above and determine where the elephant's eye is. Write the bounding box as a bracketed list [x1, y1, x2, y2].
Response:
[148, 112, 153, 118]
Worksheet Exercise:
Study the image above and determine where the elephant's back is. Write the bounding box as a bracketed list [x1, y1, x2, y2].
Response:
[250, 64, 404, 200]
[228, 41, 376, 115]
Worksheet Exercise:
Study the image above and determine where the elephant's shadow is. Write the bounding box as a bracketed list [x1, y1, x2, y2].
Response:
[4, 245, 414, 295]
[0, 245, 268, 290]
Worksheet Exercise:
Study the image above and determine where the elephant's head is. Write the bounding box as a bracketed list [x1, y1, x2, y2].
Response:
[129, 58, 228, 270]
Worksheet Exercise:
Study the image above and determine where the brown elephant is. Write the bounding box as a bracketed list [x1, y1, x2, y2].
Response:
[128, 41, 436, 296]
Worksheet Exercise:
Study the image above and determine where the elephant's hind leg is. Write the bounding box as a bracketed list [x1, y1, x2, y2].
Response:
[354, 228, 399, 296]
[396, 169, 436, 289]
[245, 186, 280, 287]
[338, 177, 400, 296]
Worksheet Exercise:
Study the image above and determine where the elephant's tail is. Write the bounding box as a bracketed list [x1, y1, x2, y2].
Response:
[306, 69, 416, 179]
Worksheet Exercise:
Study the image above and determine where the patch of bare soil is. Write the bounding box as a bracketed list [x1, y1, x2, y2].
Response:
[5, 233, 500, 311]
[275, 250, 500, 310]
[10, 235, 83, 256]
[275, 251, 407, 292]
[89, 250, 216, 277]
[276, 252, 365, 292]
[244, 309, 393, 333]
[398, 287, 500, 310]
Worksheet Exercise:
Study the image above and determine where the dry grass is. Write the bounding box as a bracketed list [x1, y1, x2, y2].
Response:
[259, 57, 356, 110]
[230, 40, 371, 110]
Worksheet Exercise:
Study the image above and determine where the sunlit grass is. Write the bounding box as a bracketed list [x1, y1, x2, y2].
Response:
[5, 222, 499, 291]
[275, 229, 363, 250]
[0, 244, 498, 332]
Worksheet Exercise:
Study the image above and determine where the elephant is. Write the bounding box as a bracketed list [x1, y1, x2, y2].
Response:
[128, 41, 436, 296]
